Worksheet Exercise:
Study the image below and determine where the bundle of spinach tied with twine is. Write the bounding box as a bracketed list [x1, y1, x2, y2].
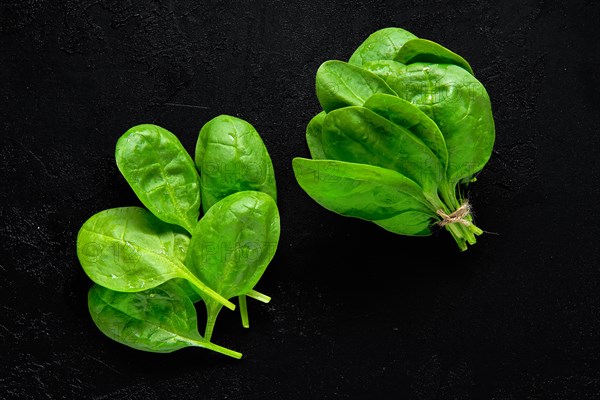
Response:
[293, 27, 495, 251]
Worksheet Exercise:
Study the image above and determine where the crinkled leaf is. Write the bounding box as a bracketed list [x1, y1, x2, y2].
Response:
[321, 106, 443, 195]
[364, 62, 495, 184]
[316, 60, 397, 113]
[88, 282, 241, 358]
[363, 93, 448, 172]
[76, 207, 234, 310]
[186, 191, 280, 340]
[116, 124, 200, 234]
[195, 115, 276, 213]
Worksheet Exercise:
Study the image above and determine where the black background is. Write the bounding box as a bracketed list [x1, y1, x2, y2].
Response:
[1, 0, 599, 399]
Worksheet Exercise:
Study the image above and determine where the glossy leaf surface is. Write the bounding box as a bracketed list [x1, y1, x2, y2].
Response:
[76, 207, 234, 309]
[365, 62, 495, 184]
[316, 60, 397, 113]
[362, 59, 408, 78]
[306, 111, 327, 159]
[174, 279, 203, 303]
[195, 115, 276, 213]
[293, 28, 494, 250]
[348, 27, 418, 66]
[88, 282, 241, 358]
[395, 38, 474, 75]
[363, 93, 448, 171]
[321, 106, 443, 194]
[116, 124, 200, 234]
[374, 211, 434, 236]
[186, 191, 280, 339]
[293, 158, 432, 220]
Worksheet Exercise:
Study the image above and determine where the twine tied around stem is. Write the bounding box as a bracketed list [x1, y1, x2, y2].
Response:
[436, 201, 472, 227]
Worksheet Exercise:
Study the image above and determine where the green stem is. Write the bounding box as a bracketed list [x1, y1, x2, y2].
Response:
[446, 219, 482, 249]
[239, 295, 250, 328]
[445, 223, 467, 251]
[185, 273, 235, 311]
[461, 224, 477, 245]
[438, 180, 460, 211]
[246, 289, 271, 303]
[204, 314, 217, 342]
[436, 180, 486, 250]
[204, 303, 222, 342]
[468, 224, 483, 235]
[186, 338, 242, 359]
[425, 190, 468, 251]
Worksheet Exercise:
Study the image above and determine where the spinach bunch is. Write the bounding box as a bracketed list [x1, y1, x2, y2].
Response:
[77, 117, 279, 358]
[293, 27, 495, 250]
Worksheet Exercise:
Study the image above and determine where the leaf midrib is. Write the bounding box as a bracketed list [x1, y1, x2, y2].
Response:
[135, 133, 192, 231]
[301, 160, 433, 213]
[96, 294, 199, 346]
[81, 227, 188, 277]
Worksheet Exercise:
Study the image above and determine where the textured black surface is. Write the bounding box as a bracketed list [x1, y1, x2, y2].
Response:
[1, 0, 599, 399]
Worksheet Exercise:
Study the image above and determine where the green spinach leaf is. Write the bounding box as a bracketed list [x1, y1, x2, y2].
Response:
[294, 27, 495, 251]
[320, 106, 444, 197]
[185, 191, 280, 341]
[293, 158, 432, 220]
[374, 211, 434, 236]
[88, 282, 241, 358]
[76, 207, 235, 310]
[316, 60, 397, 113]
[365, 62, 495, 186]
[395, 38, 474, 75]
[363, 93, 448, 172]
[362, 59, 408, 79]
[306, 111, 327, 160]
[195, 115, 277, 213]
[196, 115, 278, 327]
[349, 27, 418, 66]
[115, 124, 200, 234]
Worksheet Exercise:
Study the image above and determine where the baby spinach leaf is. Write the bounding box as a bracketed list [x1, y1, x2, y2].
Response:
[81, 116, 284, 357]
[366, 62, 495, 185]
[76, 207, 235, 310]
[88, 282, 241, 358]
[195, 115, 277, 213]
[363, 93, 448, 172]
[115, 124, 200, 234]
[185, 191, 280, 341]
[293, 158, 432, 220]
[395, 38, 474, 75]
[294, 27, 495, 250]
[316, 60, 397, 113]
[196, 115, 278, 327]
[374, 211, 434, 236]
[306, 111, 327, 159]
[349, 27, 418, 66]
[321, 106, 444, 196]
